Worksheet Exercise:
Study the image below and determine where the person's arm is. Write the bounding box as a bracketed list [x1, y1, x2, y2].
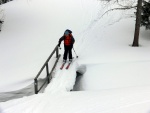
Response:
[58, 36, 64, 47]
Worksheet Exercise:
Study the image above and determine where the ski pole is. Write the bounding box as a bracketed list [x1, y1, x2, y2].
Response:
[73, 47, 78, 58]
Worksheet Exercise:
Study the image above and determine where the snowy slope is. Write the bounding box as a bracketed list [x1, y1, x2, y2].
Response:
[1, 87, 150, 113]
[0, 0, 100, 92]
[76, 18, 150, 91]
[0, 0, 150, 113]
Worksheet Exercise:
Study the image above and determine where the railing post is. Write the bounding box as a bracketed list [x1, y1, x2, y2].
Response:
[56, 46, 59, 58]
[34, 79, 38, 94]
[46, 63, 50, 84]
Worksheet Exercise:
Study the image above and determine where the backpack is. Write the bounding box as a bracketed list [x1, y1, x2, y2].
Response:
[64, 34, 73, 46]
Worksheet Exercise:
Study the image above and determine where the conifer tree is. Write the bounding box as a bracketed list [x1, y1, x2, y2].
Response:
[141, 0, 150, 30]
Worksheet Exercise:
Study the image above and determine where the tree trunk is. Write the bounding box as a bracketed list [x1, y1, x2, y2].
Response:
[132, 0, 143, 47]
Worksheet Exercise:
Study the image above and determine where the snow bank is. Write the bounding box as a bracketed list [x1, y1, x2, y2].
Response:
[78, 61, 150, 91]
[1, 86, 150, 113]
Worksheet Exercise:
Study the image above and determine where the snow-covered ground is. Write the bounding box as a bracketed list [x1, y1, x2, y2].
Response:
[0, 0, 150, 113]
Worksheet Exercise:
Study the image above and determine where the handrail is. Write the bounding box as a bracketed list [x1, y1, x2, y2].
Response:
[34, 45, 61, 94]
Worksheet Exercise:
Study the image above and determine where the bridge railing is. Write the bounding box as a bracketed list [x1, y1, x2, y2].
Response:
[34, 45, 61, 94]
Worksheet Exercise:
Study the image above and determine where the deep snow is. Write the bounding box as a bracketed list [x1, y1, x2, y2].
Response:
[0, 0, 150, 113]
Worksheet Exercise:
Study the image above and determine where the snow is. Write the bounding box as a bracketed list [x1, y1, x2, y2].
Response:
[1, 87, 150, 113]
[44, 60, 78, 94]
[0, 0, 150, 113]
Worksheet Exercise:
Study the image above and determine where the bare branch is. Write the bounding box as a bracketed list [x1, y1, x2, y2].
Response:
[99, 6, 137, 20]
[116, 0, 136, 8]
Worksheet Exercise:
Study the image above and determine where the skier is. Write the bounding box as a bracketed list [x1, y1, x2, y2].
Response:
[58, 29, 75, 63]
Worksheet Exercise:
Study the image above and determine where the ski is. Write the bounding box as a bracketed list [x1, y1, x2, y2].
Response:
[66, 62, 72, 70]
[66, 58, 75, 69]
[60, 62, 66, 70]
[60, 58, 74, 70]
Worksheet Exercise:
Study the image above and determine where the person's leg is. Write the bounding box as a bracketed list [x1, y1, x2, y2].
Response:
[63, 45, 69, 61]
[68, 45, 73, 60]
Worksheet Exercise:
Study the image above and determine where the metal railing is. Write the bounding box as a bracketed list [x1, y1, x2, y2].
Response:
[34, 45, 61, 94]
